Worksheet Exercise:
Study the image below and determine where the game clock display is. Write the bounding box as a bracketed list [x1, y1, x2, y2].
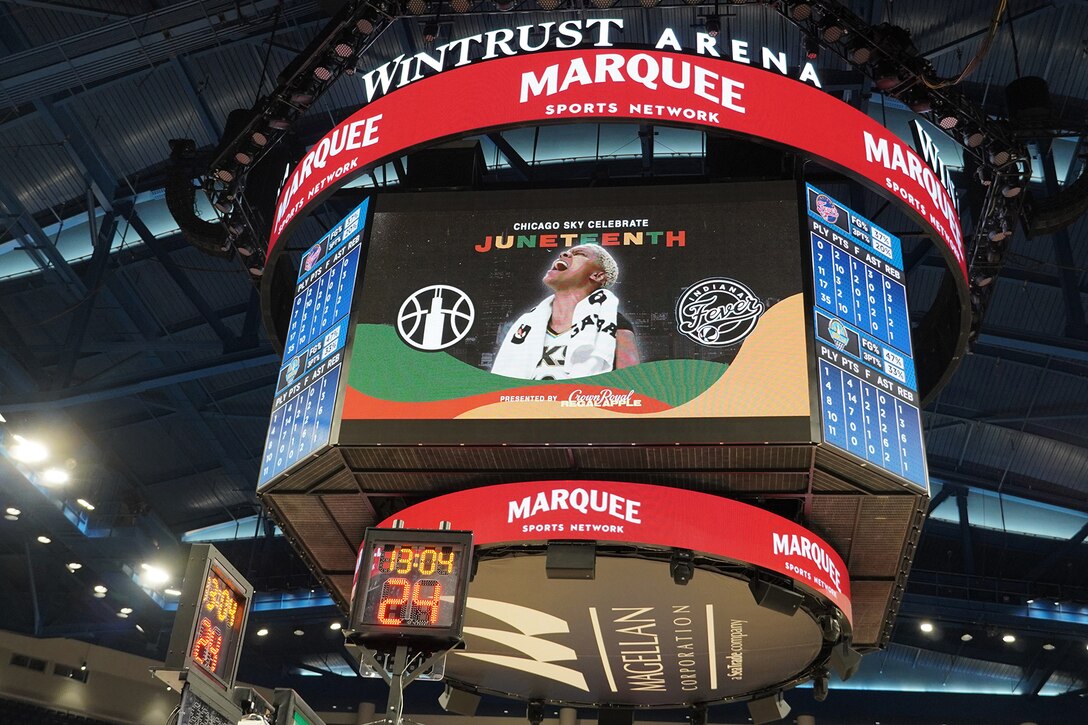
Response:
[350, 529, 473, 644]
[188, 567, 247, 685]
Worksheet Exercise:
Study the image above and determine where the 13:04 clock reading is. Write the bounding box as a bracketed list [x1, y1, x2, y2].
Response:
[379, 544, 457, 576]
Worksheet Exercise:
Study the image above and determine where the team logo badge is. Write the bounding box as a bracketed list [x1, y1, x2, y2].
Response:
[284, 356, 300, 384]
[828, 319, 850, 350]
[397, 285, 475, 351]
[301, 243, 323, 272]
[588, 290, 607, 305]
[815, 194, 839, 223]
[675, 278, 765, 347]
[512, 324, 531, 344]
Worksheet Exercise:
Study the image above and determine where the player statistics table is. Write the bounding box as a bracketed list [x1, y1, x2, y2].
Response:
[259, 200, 368, 486]
[806, 185, 928, 490]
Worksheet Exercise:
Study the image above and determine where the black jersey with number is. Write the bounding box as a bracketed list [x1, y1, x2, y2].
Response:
[534, 313, 634, 379]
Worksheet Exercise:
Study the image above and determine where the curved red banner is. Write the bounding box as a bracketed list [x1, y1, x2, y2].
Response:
[375, 480, 852, 623]
[269, 49, 965, 283]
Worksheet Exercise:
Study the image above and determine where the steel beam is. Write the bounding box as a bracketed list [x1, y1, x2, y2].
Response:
[1039, 139, 1088, 339]
[955, 488, 975, 576]
[486, 133, 531, 181]
[0, 346, 277, 411]
[1025, 520, 1088, 583]
[123, 211, 238, 349]
[57, 212, 119, 387]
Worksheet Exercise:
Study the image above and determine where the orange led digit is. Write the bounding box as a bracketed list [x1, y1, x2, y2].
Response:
[395, 546, 413, 574]
[190, 617, 223, 672]
[418, 548, 437, 575]
[376, 577, 410, 624]
[411, 579, 443, 624]
[437, 548, 455, 574]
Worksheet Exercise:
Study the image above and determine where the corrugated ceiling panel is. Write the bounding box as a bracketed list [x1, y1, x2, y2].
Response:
[984, 277, 1069, 336]
[992, 3, 1088, 103]
[934, 353, 1050, 416]
[6, 5, 107, 48]
[59, 63, 218, 177]
[164, 245, 254, 312]
[188, 43, 274, 127]
[0, 116, 85, 211]
[117, 257, 199, 329]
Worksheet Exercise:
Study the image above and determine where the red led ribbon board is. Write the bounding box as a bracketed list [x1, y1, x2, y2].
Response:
[372, 481, 851, 623]
[268, 49, 964, 283]
[371, 482, 852, 707]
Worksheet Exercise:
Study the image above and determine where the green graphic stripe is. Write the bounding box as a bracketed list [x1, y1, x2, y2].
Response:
[349, 325, 727, 406]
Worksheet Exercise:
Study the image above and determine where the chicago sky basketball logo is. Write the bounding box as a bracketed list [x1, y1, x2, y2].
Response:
[828, 319, 850, 350]
[676, 278, 765, 347]
[815, 194, 839, 223]
[397, 285, 475, 351]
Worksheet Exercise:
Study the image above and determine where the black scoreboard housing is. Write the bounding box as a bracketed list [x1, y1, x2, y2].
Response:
[347, 528, 474, 648]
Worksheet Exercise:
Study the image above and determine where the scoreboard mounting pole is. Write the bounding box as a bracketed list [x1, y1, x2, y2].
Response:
[345, 525, 474, 725]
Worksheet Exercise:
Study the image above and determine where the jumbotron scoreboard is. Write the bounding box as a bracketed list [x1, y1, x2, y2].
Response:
[251, 22, 975, 718]
[806, 185, 928, 490]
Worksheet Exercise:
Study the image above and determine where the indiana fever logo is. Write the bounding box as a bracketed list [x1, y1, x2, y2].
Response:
[676, 278, 765, 347]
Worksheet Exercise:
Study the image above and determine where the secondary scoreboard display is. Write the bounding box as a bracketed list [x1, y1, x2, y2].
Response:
[163, 544, 254, 691]
[807, 185, 928, 490]
[348, 528, 473, 645]
[258, 199, 368, 485]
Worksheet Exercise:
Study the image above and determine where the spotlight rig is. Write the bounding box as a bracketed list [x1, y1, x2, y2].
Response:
[190, 1, 394, 277]
[764, 0, 1032, 347]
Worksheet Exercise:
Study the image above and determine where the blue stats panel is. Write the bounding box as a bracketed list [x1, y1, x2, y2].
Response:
[259, 199, 368, 486]
[807, 185, 927, 490]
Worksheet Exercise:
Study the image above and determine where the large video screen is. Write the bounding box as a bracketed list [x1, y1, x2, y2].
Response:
[339, 183, 812, 445]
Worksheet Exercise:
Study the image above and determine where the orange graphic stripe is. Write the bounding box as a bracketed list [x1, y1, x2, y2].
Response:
[342, 385, 672, 419]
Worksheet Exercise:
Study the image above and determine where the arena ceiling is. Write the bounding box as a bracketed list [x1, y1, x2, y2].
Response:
[1, 1, 1087, 722]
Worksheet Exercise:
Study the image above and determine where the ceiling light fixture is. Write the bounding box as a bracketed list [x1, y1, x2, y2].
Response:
[960, 633, 973, 642]
[120, 607, 133, 615]
[76, 499, 95, 511]
[256, 628, 269, 637]
[164, 588, 181, 596]
[10, 435, 48, 464]
[42, 468, 70, 485]
[5, 507, 20, 516]
[140, 563, 171, 587]
[37, 535, 51, 544]
[67, 562, 82, 571]
[920, 622, 934, 633]
[329, 622, 342, 631]
[1002, 634, 1016, 643]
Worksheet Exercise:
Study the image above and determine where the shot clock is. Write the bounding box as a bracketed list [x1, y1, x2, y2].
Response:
[163, 544, 254, 690]
[348, 528, 473, 645]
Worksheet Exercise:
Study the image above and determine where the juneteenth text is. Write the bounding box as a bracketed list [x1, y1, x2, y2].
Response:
[476, 230, 686, 252]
